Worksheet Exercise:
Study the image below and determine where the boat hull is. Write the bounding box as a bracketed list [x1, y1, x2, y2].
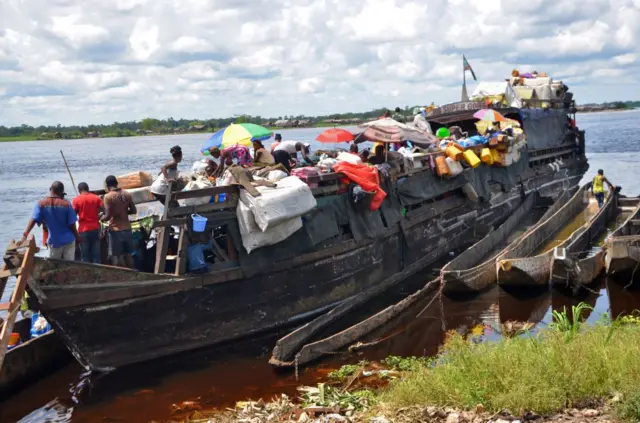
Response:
[0, 319, 70, 398]
[27, 157, 589, 370]
[497, 184, 591, 288]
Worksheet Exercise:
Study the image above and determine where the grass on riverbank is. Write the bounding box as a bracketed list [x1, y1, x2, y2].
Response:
[377, 310, 640, 417]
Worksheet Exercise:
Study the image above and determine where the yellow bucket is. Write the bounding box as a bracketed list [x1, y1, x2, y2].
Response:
[463, 150, 481, 168]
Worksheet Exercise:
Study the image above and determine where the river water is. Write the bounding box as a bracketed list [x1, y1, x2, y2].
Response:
[0, 110, 639, 422]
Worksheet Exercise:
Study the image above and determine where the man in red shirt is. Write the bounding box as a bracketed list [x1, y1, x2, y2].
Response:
[72, 182, 104, 263]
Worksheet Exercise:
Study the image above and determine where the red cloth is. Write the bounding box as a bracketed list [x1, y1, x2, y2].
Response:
[333, 162, 386, 211]
[72, 192, 103, 233]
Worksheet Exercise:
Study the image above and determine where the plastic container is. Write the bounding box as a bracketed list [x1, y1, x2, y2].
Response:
[463, 150, 481, 168]
[191, 214, 208, 232]
[445, 144, 464, 161]
[435, 155, 450, 177]
[481, 148, 493, 165]
[491, 149, 501, 163]
[446, 157, 464, 176]
[30, 312, 51, 338]
[8, 333, 20, 346]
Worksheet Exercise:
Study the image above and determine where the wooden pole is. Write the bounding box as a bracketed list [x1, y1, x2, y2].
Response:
[60, 150, 78, 195]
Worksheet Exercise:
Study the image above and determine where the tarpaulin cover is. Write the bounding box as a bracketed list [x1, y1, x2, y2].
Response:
[334, 162, 387, 210]
[519, 108, 567, 150]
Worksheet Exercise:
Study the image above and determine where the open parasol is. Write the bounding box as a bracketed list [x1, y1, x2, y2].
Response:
[473, 109, 507, 122]
[201, 123, 272, 154]
[315, 128, 355, 143]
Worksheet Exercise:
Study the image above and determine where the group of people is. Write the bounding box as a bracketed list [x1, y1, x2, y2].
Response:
[20, 176, 137, 268]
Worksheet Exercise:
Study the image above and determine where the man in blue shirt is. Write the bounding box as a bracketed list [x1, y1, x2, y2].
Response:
[20, 181, 80, 260]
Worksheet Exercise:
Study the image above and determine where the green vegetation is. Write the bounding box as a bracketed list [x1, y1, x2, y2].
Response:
[328, 360, 369, 381]
[299, 383, 377, 411]
[377, 304, 640, 416]
[382, 355, 432, 372]
[0, 106, 418, 142]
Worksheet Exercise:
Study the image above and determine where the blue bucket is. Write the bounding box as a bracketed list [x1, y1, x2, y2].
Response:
[191, 214, 207, 232]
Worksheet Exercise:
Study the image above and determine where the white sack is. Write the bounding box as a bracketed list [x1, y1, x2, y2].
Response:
[239, 176, 317, 232]
[126, 186, 156, 204]
[336, 152, 362, 165]
[181, 178, 214, 206]
[236, 201, 302, 253]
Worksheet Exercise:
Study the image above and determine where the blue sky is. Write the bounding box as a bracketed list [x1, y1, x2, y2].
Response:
[1, 0, 639, 126]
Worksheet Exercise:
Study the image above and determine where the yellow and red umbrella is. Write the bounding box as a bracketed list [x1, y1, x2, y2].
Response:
[473, 109, 507, 122]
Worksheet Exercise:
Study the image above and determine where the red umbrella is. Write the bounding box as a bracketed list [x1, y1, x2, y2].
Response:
[315, 128, 355, 143]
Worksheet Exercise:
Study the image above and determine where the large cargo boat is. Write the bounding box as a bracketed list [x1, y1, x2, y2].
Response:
[21, 76, 589, 371]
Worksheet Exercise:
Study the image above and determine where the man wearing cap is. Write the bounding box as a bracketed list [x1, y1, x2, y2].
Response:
[20, 181, 80, 260]
[101, 175, 137, 268]
[413, 107, 433, 134]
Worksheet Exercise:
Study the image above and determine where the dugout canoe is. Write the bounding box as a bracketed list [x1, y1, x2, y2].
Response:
[497, 184, 596, 287]
[605, 200, 640, 284]
[550, 189, 618, 291]
[441, 193, 541, 294]
[0, 319, 70, 398]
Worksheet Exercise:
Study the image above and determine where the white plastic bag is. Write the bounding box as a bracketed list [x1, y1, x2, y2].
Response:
[181, 178, 214, 206]
[336, 152, 362, 165]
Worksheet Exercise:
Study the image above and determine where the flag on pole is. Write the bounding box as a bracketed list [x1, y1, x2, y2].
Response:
[463, 55, 477, 81]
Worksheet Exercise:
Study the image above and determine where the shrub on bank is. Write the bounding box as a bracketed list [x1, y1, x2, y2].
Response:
[378, 307, 640, 415]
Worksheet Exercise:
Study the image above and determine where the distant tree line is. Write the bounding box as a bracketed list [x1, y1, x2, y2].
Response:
[579, 101, 640, 110]
[0, 106, 420, 140]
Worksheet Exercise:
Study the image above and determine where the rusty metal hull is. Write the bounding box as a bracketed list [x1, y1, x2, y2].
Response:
[497, 184, 591, 287]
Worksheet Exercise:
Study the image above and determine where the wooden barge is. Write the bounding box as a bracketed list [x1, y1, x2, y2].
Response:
[19, 104, 589, 371]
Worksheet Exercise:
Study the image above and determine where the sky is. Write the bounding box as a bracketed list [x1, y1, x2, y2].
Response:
[1, 0, 639, 127]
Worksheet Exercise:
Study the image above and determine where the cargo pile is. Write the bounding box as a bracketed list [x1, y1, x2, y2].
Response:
[434, 119, 526, 177]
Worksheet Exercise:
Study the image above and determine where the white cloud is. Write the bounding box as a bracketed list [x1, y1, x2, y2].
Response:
[1, 0, 639, 126]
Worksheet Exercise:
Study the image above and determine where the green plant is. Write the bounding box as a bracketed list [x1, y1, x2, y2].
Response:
[382, 356, 432, 372]
[549, 302, 593, 340]
[616, 391, 640, 422]
[327, 360, 369, 381]
[299, 383, 376, 411]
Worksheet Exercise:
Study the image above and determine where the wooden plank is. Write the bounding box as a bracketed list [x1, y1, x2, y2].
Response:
[40, 276, 207, 311]
[175, 226, 189, 276]
[154, 181, 175, 274]
[311, 185, 340, 196]
[172, 185, 239, 201]
[0, 268, 21, 279]
[0, 236, 36, 370]
[153, 211, 237, 229]
[168, 198, 238, 218]
[528, 149, 575, 162]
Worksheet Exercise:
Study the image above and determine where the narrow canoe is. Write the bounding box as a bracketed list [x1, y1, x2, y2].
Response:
[605, 200, 640, 283]
[497, 184, 594, 287]
[0, 319, 70, 398]
[550, 190, 619, 291]
[442, 193, 540, 294]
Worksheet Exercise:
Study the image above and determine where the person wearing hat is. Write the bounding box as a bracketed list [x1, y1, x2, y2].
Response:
[274, 140, 312, 166]
[20, 181, 80, 260]
[413, 107, 432, 134]
[102, 175, 137, 268]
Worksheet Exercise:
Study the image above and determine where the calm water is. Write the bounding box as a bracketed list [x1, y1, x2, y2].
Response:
[1, 110, 640, 422]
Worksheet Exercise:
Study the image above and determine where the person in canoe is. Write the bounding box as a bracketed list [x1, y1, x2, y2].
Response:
[150, 145, 182, 205]
[102, 175, 137, 268]
[274, 140, 312, 166]
[72, 182, 104, 264]
[592, 169, 614, 208]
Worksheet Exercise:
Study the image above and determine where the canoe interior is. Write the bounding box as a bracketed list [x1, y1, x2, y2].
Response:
[0, 319, 70, 398]
[497, 184, 593, 286]
[606, 200, 640, 283]
[441, 193, 544, 294]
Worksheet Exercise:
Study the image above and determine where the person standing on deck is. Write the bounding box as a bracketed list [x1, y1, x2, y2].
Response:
[150, 145, 182, 205]
[20, 181, 80, 260]
[72, 182, 103, 264]
[413, 107, 433, 134]
[392, 107, 407, 123]
[274, 140, 312, 165]
[102, 175, 137, 268]
[592, 169, 614, 209]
